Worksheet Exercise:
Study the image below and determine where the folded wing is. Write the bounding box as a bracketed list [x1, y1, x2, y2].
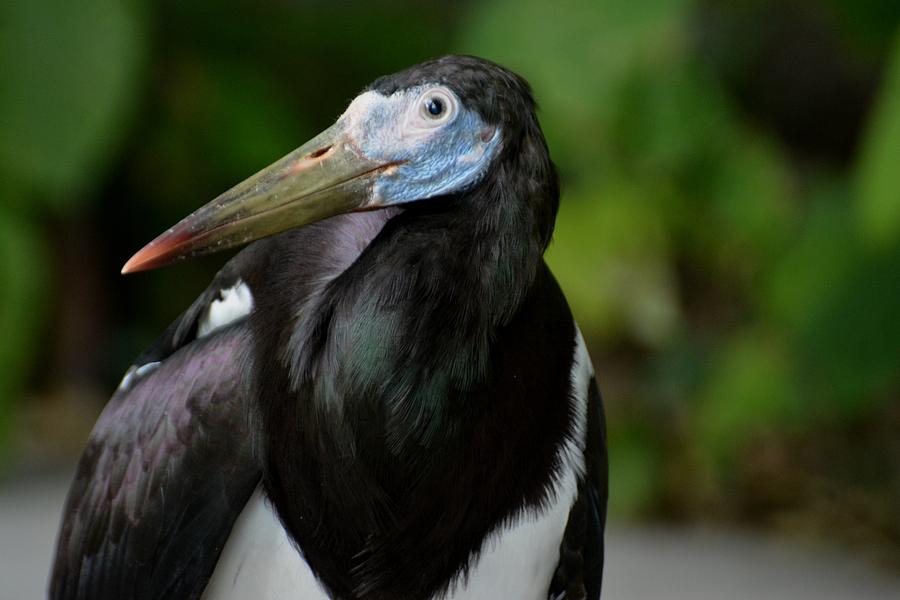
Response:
[50, 309, 261, 600]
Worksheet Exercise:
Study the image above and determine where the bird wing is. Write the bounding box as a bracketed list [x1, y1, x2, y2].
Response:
[549, 376, 608, 600]
[50, 257, 266, 600]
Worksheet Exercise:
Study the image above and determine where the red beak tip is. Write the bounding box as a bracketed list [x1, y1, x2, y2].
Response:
[120, 256, 142, 275]
[121, 245, 162, 275]
[120, 232, 184, 275]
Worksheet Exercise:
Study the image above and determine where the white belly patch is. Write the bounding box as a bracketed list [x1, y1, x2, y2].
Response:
[202, 488, 329, 600]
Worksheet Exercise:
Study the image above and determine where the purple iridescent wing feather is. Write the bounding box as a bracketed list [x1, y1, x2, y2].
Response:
[49, 323, 260, 600]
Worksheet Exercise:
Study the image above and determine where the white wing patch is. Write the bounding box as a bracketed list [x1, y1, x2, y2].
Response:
[118, 280, 253, 393]
[117, 361, 160, 392]
[198, 280, 254, 339]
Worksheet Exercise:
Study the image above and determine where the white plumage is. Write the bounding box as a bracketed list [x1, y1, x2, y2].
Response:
[198, 280, 255, 338]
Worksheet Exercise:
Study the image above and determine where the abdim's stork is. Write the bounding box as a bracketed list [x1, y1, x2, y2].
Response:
[50, 55, 607, 600]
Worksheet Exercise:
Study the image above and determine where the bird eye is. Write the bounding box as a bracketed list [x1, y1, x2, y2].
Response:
[425, 97, 444, 117]
[415, 87, 456, 126]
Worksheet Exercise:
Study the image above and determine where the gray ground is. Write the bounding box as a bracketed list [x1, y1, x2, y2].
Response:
[2, 474, 899, 600]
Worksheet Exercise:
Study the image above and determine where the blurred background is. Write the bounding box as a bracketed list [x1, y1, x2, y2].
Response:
[1, 0, 899, 597]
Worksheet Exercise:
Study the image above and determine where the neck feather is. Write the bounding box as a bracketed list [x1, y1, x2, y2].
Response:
[250, 147, 568, 598]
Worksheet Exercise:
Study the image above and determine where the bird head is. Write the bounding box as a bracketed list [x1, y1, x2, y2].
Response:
[122, 55, 551, 274]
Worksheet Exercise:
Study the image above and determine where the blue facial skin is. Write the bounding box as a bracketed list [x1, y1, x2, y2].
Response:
[345, 86, 503, 205]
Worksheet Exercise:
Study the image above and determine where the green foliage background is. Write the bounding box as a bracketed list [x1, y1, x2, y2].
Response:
[1, 0, 898, 559]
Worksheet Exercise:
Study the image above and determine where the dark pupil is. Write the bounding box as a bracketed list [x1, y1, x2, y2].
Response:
[426, 97, 444, 116]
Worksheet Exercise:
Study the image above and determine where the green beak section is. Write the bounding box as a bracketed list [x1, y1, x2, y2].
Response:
[122, 122, 396, 274]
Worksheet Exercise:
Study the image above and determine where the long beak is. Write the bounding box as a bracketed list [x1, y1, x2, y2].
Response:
[121, 122, 397, 274]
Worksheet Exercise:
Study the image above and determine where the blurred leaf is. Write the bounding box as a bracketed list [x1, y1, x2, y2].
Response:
[608, 425, 663, 518]
[824, 0, 900, 56]
[0, 207, 48, 446]
[856, 29, 900, 247]
[796, 248, 900, 412]
[695, 330, 802, 462]
[614, 64, 734, 176]
[0, 0, 144, 207]
[703, 134, 794, 273]
[547, 180, 680, 346]
[765, 188, 858, 337]
[765, 189, 900, 414]
[459, 0, 692, 174]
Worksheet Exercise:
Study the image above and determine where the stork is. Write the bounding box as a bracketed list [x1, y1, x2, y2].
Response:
[50, 55, 607, 600]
